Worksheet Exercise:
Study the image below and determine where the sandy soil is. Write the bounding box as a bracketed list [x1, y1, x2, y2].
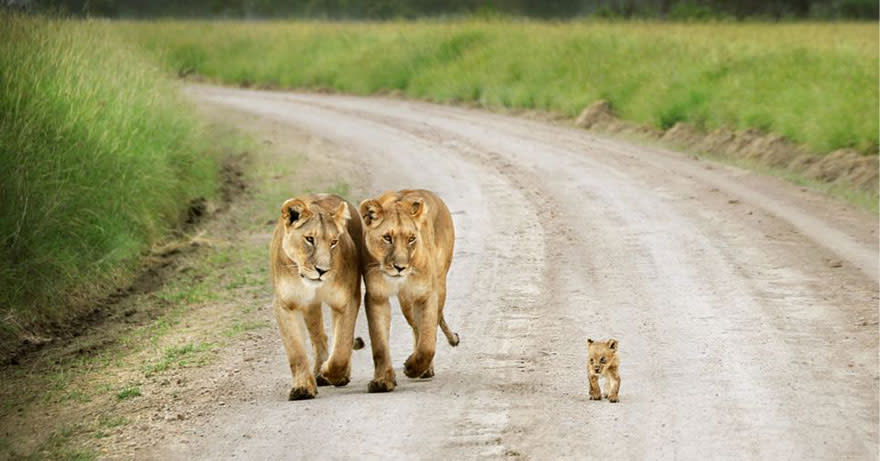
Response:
[144, 85, 878, 459]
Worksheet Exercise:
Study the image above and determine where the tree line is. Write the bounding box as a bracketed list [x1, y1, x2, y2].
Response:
[8, 0, 879, 20]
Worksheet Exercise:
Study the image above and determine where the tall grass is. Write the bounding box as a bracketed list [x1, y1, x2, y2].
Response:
[120, 20, 878, 155]
[0, 14, 217, 345]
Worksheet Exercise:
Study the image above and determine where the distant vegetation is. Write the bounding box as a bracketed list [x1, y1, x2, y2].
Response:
[122, 20, 878, 155]
[19, 0, 880, 19]
[0, 14, 217, 350]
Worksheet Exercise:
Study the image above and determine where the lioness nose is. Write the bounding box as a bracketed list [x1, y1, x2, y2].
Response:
[393, 264, 406, 273]
[315, 267, 329, 276]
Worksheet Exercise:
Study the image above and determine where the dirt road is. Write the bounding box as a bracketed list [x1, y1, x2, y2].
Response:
[159, 85, 878, 459]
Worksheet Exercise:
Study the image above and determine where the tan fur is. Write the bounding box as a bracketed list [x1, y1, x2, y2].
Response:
[359, 190, 459, 393]
[587, 338, 620, 402]
[270, 194, 364, 400]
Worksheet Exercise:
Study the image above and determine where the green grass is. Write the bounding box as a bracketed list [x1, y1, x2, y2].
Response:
[0, 14, 219, 351]
[142, 342, 214, 377]
[115, 386, 142, 400]
[117, 20, 878, 156]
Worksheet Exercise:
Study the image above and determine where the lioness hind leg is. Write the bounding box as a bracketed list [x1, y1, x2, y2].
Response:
[274, 302, 317, 400]
[303, 303, 331, 387]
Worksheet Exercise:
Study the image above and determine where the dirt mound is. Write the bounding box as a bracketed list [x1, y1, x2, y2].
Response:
[575, 100, 615, 129]
[583, 108, 878, 194]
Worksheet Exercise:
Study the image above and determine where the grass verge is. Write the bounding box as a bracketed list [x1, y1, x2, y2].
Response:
[118, 20, 878, 156]
[0, 14, 219, 357]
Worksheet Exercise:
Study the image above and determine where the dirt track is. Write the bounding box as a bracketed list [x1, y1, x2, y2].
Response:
[158, 85, 878, 459]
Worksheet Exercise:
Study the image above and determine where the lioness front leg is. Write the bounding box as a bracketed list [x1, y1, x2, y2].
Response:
[274, 301, 317, 400]
[399, 293, 433, 378]
[404, 295, 437, 379]
[320, 299, 359, 387]
[588, 374, 601, 400]
[365, 293, 396, 393]
[303, 303, 331, 387]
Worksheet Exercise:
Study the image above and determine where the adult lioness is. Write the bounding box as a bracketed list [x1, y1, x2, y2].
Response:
[360, 189, 459, 393]
[270, 194, 363, 400]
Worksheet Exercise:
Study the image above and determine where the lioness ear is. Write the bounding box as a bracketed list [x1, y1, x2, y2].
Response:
[331, 201, 351, 229]
[359, 199, 384, 227]
[409, 199, 427, 220]
[280, 198, 311, 228]
[586, 338, 594, 346]
[607, 339, 618, 351]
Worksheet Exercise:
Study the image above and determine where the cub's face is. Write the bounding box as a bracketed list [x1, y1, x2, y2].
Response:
[587, 338, 618, 375]
[279, 198, 349, 284]
[360, 197, 426, 279]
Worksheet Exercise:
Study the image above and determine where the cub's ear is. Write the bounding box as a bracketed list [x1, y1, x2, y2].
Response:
[586, 338, 594, 346]
[359, 199, 384, 227]
[409, 199, 427, 220]
[331, 201, 351, 229]
[280, 198, 311, 228]
[607, 339, 618, 351]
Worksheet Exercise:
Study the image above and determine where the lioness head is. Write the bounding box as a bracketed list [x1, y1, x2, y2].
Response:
[279, 198, 350, 284]
[359, 196, 427, 279]
[587, 338, 618, 375]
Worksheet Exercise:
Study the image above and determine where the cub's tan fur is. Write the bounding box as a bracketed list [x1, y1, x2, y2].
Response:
[270, 194, 364, 400]
[359, 190, 459, 393]
[587, 338, 620, 403]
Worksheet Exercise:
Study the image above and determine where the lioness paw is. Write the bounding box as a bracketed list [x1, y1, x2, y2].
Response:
[367, 378, 396, 393]
[419, 364, 435, 379]
[608, 396, 619, 403]
[288, 386, 317, 401]
[589, 394, 602, 401]
[404, 354, 432, 378]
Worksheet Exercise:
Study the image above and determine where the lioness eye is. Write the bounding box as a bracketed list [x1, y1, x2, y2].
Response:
[408, 236, 416, 244]
[305, 236, 314, 245]
[383, 234, 392, 243]
[330, 239, 338, 247]
[600, 357, 606, 364]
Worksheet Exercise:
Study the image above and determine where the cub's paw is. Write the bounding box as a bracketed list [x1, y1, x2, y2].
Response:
[608, 396, 619, 403]
[367, 378, 396, 393]
[288, 386, 317, 401]
[589, 394, 602, 401]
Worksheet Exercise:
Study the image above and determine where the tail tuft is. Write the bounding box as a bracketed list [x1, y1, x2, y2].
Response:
[353, 337, 365, 350]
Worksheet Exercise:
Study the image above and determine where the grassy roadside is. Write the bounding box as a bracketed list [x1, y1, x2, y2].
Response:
[0, 125, 348, 458]
[117, 20, 878, 157]
[0, 14, 219, 357]
[0, 105, 357, 459]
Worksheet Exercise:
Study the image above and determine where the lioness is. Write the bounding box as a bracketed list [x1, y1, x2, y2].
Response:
[587, 338, 620, 403]
[270, 194, 364, 400]
[360, 190, 460, 393]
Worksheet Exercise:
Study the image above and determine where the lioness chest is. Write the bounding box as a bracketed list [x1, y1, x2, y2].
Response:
[275, 277, 349, 310]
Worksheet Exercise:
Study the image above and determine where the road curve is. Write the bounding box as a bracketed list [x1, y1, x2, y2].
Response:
[165, 85, 878, 459]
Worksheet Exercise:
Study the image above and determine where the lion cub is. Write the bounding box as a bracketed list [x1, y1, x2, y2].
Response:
[587, 338, 620, 403]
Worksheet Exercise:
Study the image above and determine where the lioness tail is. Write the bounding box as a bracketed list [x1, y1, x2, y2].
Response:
[439, 315, 460, 347]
